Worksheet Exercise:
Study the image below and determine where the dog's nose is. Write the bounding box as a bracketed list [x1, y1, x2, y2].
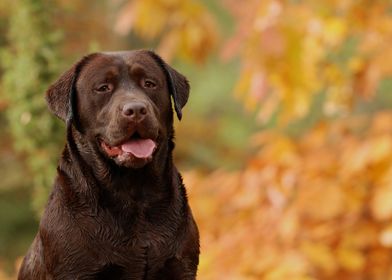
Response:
[122, 102, 147, 121]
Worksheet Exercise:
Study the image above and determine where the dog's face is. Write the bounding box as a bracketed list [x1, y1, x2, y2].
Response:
[46, 50, 189, 168]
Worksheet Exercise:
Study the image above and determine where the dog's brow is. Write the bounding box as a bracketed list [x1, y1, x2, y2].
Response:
[129, 63, 146, 76]
[105, 69, 118, 79]
[88, 67, 120, 83]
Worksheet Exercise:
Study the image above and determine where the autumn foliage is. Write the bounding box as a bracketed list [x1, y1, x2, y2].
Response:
[186, 112, 392, 279]
[2, 0, 392, 279]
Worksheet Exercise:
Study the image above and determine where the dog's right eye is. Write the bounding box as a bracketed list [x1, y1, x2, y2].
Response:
[94, 84, 113, 94]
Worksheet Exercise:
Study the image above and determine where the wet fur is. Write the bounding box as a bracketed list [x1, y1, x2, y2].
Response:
[18, 50, 199, 280]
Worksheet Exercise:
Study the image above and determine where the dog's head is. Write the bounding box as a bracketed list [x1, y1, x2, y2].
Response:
[46, 50, 189, 168]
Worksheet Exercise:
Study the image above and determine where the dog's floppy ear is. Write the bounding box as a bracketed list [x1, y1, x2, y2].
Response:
[148, 51, 190, 120]
[45, 65, 76, 121]
[46, 54, 97, 122]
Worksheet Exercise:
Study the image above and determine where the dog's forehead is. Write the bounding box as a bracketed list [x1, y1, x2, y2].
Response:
[101, 50, 162, 72]
[80, 50, 164, 79]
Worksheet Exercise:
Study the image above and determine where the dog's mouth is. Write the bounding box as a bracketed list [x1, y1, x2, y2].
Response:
[100, 133, 157, 160]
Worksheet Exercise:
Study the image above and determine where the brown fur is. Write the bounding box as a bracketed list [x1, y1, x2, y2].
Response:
[18, 50, 199, 280]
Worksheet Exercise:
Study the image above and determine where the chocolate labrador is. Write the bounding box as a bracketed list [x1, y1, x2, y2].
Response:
[18, 50, 199, 280]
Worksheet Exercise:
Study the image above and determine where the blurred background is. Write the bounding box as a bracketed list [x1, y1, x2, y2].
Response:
[1, 0, 392, 279]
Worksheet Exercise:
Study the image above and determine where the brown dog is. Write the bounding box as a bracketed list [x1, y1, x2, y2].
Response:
[18, 50, 199, 280]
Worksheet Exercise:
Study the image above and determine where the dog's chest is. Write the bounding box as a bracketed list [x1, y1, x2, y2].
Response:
[77, 202, 179, 263]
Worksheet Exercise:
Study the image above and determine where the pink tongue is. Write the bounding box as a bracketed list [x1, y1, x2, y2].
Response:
[121, 139, 156, 158]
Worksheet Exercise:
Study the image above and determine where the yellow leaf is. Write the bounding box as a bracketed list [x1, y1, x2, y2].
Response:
[132, 0, 168, 39]
[300, 241, 337, 273]
[368, 136, 392, 164]
[337, 247, 365, 271]
[371, 185, 392, 221]
[380, 224, 392, 247]
[297, 184, 345, 220]
[278, 210, 299, 244]
[322, 17, 347, 46]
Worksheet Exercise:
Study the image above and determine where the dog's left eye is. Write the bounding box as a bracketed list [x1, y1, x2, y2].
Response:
[142, 79, 156, 89]
[95, 84, 113, 93]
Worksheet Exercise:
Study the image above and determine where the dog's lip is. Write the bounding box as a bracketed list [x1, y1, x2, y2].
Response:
[100, 141, 122, 157]
[99, 135, 157, 159]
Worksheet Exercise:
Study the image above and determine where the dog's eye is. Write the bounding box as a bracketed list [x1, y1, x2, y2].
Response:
[95, 84, 113, 93]
[142, 79, 156, 89]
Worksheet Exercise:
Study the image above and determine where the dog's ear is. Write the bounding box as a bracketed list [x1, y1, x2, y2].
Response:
[46, 54, 97, 122]
[148, 51, 190, 120]
[165, 65, 190, 120]
[46, 64, 76, 121]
